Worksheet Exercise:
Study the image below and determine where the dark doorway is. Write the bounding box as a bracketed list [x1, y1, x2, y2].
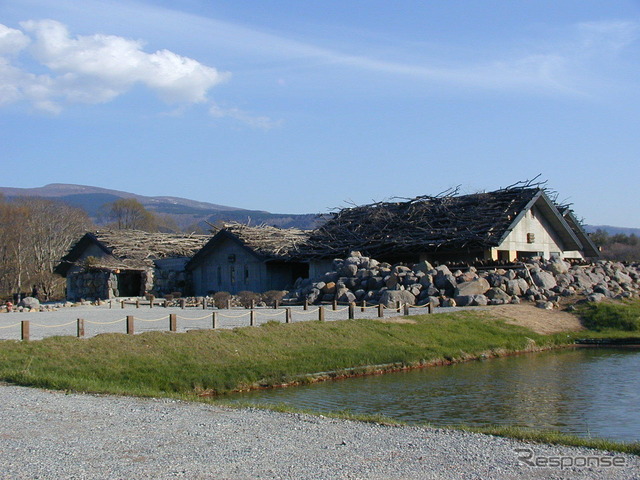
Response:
[117, 271, 143, 296]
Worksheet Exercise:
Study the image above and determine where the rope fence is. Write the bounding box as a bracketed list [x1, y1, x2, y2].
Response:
[0, 301, 434, 341]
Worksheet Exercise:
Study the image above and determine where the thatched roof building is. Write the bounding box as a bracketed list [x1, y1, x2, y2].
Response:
[55, 230, 210, 275]
[301, 185, 599, 262]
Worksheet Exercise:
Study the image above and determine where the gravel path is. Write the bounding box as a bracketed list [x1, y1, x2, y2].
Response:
[0, 385, 637, 479]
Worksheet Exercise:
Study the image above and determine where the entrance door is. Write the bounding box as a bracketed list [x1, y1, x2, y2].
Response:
[117, 271, 143, 296]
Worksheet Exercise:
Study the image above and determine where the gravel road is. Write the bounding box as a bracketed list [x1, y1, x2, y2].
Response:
[1, 384, 637, 479]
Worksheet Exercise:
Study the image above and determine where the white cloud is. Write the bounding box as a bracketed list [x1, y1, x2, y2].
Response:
[0, 19, 230, 112]
[209, 103, 281, 130]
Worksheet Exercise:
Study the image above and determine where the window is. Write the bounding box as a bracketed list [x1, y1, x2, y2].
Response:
[526, 233, 535, 244]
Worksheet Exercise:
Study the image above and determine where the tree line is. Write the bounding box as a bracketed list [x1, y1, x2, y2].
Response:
[590, 229, 640, 262]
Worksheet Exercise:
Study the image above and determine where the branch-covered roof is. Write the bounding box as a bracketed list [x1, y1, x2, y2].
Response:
[301, 185, 583, 258]
[56, 230, 209, 274]
[188, 223, 309, 268]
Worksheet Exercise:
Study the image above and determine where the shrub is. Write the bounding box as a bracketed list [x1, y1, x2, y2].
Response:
[262, 290, 285, 306]
[213, 291, 232, 309]
[237, 291, 260, 308]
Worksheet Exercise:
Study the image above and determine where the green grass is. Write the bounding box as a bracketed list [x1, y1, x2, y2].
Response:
[0, 311, 566, 397]
[578, 299, 640, 331]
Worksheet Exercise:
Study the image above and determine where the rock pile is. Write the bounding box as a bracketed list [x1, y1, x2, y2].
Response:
[285, 252, 640, 309]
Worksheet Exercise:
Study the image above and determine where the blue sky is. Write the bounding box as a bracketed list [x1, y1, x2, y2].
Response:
[1, 1, 639, 226]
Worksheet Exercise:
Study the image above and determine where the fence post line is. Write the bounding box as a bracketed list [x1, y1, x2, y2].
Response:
[164, 299, 168, 308]
[403, 303, 410, 316]
[21, 320, 30, 341]
[212, 311, 218, 329]
[77, 318, 85, 338]
[319, 305, 325, 322]
[169, 313, 177, 332]
[348, 302, 355, 319]
[250, 309, 256, 327]
[149, 295, 154, 308]
[286, 307, 292, 324]
[180, 298, 186, 310]
[427, 302, 433, 314]
[378, 304, 384, 318]
[332, 299, 337, 311]
[109, 300, 112, 309]
[303, 299, 308, 310]
[396, 301, 401, 313]
[136, 299, 140, 309]
[361, 300, 366, 312]
[126, 315, 134, 335]
[274, 299, 279, 310]
[121, 300, 125, 309]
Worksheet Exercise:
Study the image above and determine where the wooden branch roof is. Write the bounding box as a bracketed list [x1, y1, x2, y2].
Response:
[301, 185, 584, 259]
[56, 230, 210, 274]
[188, 223, 309, 268]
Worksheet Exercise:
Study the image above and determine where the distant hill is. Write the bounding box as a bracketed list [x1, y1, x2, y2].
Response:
[0, 184, 321, 231]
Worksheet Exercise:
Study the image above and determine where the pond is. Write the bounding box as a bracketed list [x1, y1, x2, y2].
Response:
[225, 347, 640, 443]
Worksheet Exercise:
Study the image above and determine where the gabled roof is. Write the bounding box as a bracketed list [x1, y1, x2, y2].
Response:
[302, 186, 588, 258]
[55, 230, 209, 276]
[561, 209, 600, 258]
[186, 223, 309, 269]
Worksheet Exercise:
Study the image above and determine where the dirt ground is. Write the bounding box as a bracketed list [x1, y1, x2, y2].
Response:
[485, 303, 584, 334]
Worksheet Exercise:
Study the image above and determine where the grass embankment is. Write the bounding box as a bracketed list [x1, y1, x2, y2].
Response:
[0, 311, 568, 398]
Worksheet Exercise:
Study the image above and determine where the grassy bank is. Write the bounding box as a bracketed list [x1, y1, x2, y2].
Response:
[0, 311, 568, 397]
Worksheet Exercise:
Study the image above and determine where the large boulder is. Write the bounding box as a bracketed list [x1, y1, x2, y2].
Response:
[546, 258, 569, 275]
[454, 294, 488, 307]
[485, 287, 511, 302]
[454, 278, 490, 297]
[379, 290, 416, 308]
[531, 270, 557, 290]
[19, 297, 40, 309]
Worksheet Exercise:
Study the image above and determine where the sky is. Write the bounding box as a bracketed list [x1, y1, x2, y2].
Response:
[1, 1, 639, 226]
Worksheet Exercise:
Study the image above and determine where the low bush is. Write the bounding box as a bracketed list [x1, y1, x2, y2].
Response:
[212, 291, 232, 309]
[262, 290, 285, 306]
[237, 291, 260, 308]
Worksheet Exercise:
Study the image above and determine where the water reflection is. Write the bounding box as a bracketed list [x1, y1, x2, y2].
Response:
[226, 348, 640, 442]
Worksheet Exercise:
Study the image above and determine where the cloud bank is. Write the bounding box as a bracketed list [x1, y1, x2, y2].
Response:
[0, 20, 229, 113]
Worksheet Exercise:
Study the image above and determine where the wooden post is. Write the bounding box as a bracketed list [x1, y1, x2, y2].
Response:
[136, 299, 140, 309]
[121, 300, 125, 309]
[180, 298, 186, 310]
[250, 310, 256, 327]
[226, 298, 232, 309]
[212, 311, 218, 329]
[361, 300, 366, 312]
[332, 299, 337, 311]
[427, 302, 433, 314]
[274, 300, 279, 310]
[169, 313, 177, 332]
[319, 305, 325, 322]
[109, 300, 112, 309]
[348, 302, 355, 319]
[77, 318, 85, 338]
[250, 299, 255, 309]
[403, 303, 410, 316]
[285, 308, 292, 324]
[202, 298, 206, 310]
[303, 299, 308, 310]
[378, 304, 384, 318]
[396, 300, 401, 313]
[149, 295, 154, 308]
[21, 320, 30, 341]
[164, 299, 168, 308]
[126, 315, 134, 335]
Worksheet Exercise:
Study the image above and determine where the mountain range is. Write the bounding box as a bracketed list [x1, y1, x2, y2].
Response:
[0, 184, 320, 230]
[1, 183, 638, 235]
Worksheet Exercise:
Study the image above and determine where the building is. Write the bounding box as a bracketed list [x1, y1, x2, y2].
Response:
[55, 230, 208, 300]
[302, 186, 599, 267]
[186, 223, 310, 295]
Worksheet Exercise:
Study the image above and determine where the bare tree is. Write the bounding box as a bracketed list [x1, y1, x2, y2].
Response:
[106, 198, 158, 231]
